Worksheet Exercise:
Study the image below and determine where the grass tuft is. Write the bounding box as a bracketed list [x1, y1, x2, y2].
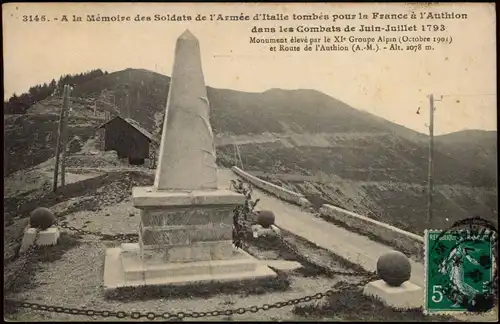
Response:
[293, 284, 459, 322]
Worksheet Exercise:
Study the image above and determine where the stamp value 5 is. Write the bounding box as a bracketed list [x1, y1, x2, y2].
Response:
[425, 228, 496, 314]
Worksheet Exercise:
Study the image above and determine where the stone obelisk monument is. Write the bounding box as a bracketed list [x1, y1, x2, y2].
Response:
[154, 30, 218, 191]
[104, 30, 276, 289]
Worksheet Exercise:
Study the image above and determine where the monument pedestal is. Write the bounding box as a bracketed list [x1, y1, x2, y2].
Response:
[103, 187, 277, 290]
[104, 243, 276, 289]
[363, 279, 423, 310]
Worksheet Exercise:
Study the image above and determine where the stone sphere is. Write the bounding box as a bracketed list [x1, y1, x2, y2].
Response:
[256, 210, 275, 228]
[30, 207, 56, 230]
[377, 251, 411, 287]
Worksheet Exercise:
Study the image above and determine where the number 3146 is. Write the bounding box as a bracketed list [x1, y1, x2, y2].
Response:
[22, 15, 47, 22]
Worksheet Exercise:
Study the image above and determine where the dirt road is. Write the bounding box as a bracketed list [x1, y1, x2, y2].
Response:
[217, 168, 425, 288]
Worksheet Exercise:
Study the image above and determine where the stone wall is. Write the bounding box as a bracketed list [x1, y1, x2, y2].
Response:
[231, 166, 312, 208]
[319, 204, 424, 258]
[231, 166, 424, 259]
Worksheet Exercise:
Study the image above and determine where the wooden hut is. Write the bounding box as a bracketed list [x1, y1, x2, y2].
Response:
[96, 116, 156, 165]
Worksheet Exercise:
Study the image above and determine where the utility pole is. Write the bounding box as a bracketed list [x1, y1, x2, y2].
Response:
[427, 94, 442, 226]
[427, 94, 435, 226]
[53, 85, 69, 192]
[60, 85, 72, 187]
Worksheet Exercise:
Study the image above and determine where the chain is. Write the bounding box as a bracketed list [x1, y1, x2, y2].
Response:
[277, 233, 378, 285]
[4, 225, 377, 320]
[4, 232, 367, 320]
[5, 288, 336, 320]
[6, 206, 378, 319]
[5, 230, 40, 292]
[57, 223, 138, 243]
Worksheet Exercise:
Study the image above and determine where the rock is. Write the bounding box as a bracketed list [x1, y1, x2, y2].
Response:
[256, 210, 275, 228]
[29, 207, 56, 230]
[377, 251, 411, 287]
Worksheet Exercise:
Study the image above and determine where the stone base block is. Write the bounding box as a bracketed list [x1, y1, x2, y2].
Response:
[140, 241, 235, 263]
[104, 243, 277, 290]
[132, 187, 245, 208]
[20, 227, 60, 254]
[133, 187, 245, 262]
[363, 279, 423, 310]
[252, 224, 281, 238]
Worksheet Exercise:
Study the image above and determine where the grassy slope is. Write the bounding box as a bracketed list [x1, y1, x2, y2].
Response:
[71, 68, 169, 132]
[435, 130, 497, 180]
[218, 137, 495, 187]
[4, 113, 101, 176]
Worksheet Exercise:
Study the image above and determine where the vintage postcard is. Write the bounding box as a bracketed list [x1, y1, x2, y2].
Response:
[3, 2, 497, 322]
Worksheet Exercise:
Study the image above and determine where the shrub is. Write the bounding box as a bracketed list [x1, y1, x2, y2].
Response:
[230, 179, 260, 249]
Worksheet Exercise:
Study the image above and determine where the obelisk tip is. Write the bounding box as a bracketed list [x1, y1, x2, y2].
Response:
[178, 29, 197, 40]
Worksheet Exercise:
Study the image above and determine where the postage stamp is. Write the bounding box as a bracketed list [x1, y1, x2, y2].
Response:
[425, 218, 498, 314]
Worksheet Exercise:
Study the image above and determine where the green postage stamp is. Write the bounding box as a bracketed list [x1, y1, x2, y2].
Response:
[424, 225, 497, 314]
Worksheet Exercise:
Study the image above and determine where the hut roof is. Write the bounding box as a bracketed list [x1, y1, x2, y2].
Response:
[97, 115, 157, 144]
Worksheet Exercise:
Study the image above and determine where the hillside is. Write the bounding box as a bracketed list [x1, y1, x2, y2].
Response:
[435, 130, 497, 180]
[4, 99, 105, 176]
[18, 68, 493, 184]
[4, 68, 497, 234]
[216, 135, 496, 187]
[215, 139, 498, 234]
[70, 69, 430, 139]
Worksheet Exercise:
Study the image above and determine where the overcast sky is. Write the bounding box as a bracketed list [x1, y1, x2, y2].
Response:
[3, 2, 496, 135]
